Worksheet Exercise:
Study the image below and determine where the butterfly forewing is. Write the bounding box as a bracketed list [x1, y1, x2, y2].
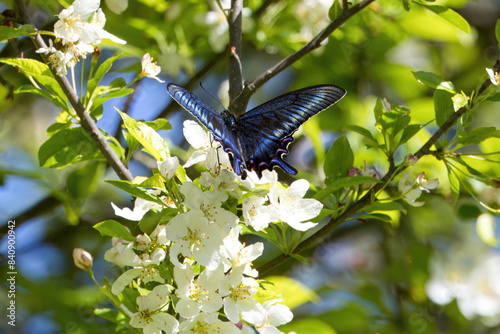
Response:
[167, 84, 227, 140]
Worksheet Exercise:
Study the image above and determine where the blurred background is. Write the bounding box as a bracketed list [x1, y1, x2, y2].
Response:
[0, 0, 500, 333]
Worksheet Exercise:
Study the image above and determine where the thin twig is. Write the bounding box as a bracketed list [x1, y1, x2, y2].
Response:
[233, 0, 376, 111]
[256, 71, 497, 277]
[14, 0, 133, 181]
[228, 0, 244, 114]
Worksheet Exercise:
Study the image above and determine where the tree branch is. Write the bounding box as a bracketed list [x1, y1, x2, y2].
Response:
[233, 0, 377, 111]
[228, 0, 244, 114]
[14, 0, 133, 182]
[256, 68, 498, 277]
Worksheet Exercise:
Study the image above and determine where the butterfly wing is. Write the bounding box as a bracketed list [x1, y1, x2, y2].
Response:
[167, 83, 246, 175]
[236, 85, 346, 177]
[167, 83, 228, 140]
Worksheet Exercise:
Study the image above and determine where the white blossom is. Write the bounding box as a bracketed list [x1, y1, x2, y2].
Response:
[174, 265, 224, 319]
[254, 298, 293, 334]
[269, 179, 323, 231]
[158, 157, 179, 180]
[183, 120, 231, 174]
[486, 67, 500, 86]
[166, 209, 227, 269]
[220, 226, 263, 277]
[129, 285, 179, 334]
[141, 53, 165, 82]
[178, 313, 241, 334]
[398, 172, 438, 207]
[242, 195, 278, 231]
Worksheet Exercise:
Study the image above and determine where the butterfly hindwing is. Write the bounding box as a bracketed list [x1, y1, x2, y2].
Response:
[236, 85, 346, 177]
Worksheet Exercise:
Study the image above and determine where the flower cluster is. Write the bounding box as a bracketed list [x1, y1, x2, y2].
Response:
[104, 120, 326, 333]
[426, 237, 500, 323]
[36, 0, 125, 76]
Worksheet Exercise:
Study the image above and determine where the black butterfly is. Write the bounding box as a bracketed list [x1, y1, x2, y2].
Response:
[167, 83, 346, 179]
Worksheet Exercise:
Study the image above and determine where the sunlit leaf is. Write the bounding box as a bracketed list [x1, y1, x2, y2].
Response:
[93, 219, 135, 241]
[0, 24, 38, 42]
[255, 276, 318, 309]
[324, 136, 354, 185]
[416, 2, 470, 34]
[38, 128, 103, 168]
[106, 180, 167, 206]
[434, 90, 455, 127]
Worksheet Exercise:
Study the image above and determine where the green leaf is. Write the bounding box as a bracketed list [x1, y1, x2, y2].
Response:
[117, 110, 170, 161]
[496, 19, 500, 50]
[314, 176, 381, 200]
[412, 71, 442, 89]
[93, 219, 135, 241]
[434, 90, 455, 127]
[85, 55, 121, 104]
[139, 208, 177, 234]
[364, 201, 407, 214]
[392, 114, 411, 138]
[94, 308, 127, 325]
[0, 58, 66, 100]
[446, 166, 460, 204]
[324, 136, 354, 185]
[345, 125, 379, 148]
[476, 213, 498, 247]
[416, 2, 471, 34]
[139, 174, 166, 189]
[255, 276, 318, 309]
[0, 24, 37, 42]
[456, 201, 481, 219]
[373, 99, 384, 128]
[359, 212, 393, 223]
[458, 127, 500, 145]
[91, 88, 134, 111]
[145, 119, 172, 131]
[399, 124, 422, 146]
[328, 0, 343, 21]
[67, 162, 105, 200]
[106, 180, 167, 207]
[38, 128, 103, 168]
[15, 85, 67, 110]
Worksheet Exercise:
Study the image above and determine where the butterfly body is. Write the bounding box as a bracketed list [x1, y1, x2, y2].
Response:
[167, 83, 346, 179]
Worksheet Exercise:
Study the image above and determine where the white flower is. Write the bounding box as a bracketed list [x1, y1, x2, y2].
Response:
[486, 67, 500, 86]
[183, 120, 231, 174]
[254, 298, 293, 334]
[399, 172, 438, 207]
[178, 313, 241, 334]
[174, 265, 224, 318]
[415, 172, 439, 192]
[220, 226, 263, 277]
[242, 195, 279, 231]
[158, 157, 178, 180]
[141, 53, 165, 82]
[36, 45, 74, 76]
[54, 0, 125, 45]
[269, 179, 323, 231]
[220, 273, 267, 325]
[129, 285, 179, 334]
[199, 169, 239, 193]
[181, 181, 238, 231]
[166, 209, 227, 269]
[104, 237, 141, 267]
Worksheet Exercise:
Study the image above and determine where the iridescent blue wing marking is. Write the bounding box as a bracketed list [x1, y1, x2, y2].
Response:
[236, 85, 346, 178]
[167, 83, 227, 140]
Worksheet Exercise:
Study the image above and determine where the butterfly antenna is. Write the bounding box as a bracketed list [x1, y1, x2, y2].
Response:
[200, 82, 226, 111]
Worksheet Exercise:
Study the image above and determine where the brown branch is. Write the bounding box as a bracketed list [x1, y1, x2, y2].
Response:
[14, 0, 133, 182]
[256, 68, 498, 277]
[233, 0, 377, 111]
[228, 0, 244, 114]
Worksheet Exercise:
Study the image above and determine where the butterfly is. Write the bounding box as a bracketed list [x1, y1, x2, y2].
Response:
[167, 83, 346, 179]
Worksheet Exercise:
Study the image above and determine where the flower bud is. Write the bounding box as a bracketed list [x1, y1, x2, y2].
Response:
[73, 248, 93, 270]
